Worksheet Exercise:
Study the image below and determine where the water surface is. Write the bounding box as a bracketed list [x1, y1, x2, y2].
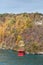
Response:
[0, 49, 43, 65]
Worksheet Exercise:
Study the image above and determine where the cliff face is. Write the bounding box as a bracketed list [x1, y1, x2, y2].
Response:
[0, 13, 43, 53]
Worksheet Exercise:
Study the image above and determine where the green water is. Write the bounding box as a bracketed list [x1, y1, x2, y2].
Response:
[0, 49, 43, 65]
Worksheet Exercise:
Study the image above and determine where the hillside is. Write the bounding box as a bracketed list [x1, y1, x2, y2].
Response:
[0, 13, 43, 53]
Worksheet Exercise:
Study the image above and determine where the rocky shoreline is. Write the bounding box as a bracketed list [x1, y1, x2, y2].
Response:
[25, 51, 43, 55]
[0, 48, 43, 55]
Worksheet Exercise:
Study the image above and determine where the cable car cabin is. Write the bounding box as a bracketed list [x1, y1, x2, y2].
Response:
[18, 51, 25, 56]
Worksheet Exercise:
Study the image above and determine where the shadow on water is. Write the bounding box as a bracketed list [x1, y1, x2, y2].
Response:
[0, 49, 43, 65]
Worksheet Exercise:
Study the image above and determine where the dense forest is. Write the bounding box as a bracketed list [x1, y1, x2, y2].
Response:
[0, 13, 43, 53]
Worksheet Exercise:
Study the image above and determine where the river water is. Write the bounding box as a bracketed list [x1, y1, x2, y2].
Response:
[0, 49, 43, 65]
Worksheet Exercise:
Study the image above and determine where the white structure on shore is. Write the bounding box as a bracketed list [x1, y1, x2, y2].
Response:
[37, 52, 43, 54]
